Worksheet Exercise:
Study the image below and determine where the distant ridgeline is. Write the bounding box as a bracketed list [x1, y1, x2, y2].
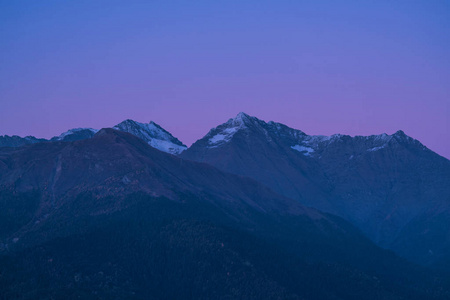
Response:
[0, 119, 187, 155]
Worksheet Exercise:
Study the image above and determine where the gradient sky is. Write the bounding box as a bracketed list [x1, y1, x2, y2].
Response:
[1, 1, 449, 157]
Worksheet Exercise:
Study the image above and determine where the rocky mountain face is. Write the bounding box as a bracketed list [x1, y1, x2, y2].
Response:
[181, 112, 450, 267]
[0, 129, 447, 299]
[0, 135, 46, 148]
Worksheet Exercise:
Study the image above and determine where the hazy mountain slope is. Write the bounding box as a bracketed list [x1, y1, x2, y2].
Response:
[2, 194, 448, 300]
[0, 129, 447, 299]
[181, 112, 450, 266]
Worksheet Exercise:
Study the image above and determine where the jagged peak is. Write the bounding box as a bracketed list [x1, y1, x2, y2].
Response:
[364, 130, 410, 141]
[115, 119, 155, 131]
[203, 113, 254, 148]
[223, 112, 254, 127]
[115, 119, 140, 127]
[119, 119, 162, 128]
[113, 119, 187, 154]
[115, 120, 168, 134]
[361, 130, 411, 144]
[60, 127, 98, 134]
[119, 118, 135, 123]
[51, 127, 98, 141]
[3, 135, 42, 140]
[68, 127, 97, 132]
[235, 111, 251, 121]
[24, 135, 38, 140]
[393, 130, 407, 138]
[391, 130, 419, 146]
[206, 113, 307, 148]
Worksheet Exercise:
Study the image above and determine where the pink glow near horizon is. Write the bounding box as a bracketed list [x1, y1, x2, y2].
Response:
[0, 1, 449, 158]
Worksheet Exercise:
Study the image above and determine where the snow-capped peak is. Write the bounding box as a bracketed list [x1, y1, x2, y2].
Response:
[51, 128, 99, 141]
[198, 113, 425, 157]
[206, 113, 254, 148]
[362, 131, 419, 152]
[226, 112, 255, 127]
[392, 130, 413, 142]
[113, 119, 187, 155]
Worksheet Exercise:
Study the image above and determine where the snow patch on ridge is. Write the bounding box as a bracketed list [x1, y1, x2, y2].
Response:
[367, 145, 386, 152]
[208, 127, 239, 147]
[149, 139, 187, 155]
[294, 134, 344, 151]
[291, 145, 315, 156]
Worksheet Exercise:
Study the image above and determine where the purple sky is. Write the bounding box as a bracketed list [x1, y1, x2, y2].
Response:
[1, 1, 449, 158]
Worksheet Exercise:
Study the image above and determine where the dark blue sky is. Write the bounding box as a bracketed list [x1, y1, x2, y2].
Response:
[1, 1, 449, 157]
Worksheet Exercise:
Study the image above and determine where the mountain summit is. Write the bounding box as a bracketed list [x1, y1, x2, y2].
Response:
[113, 119, 187, 154]
[50, 128, 98, 142]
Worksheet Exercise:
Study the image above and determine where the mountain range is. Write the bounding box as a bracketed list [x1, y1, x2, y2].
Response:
[1, 113, 449, 299]
[181, 113, 450, 268]
[0, 119, 187, 155]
